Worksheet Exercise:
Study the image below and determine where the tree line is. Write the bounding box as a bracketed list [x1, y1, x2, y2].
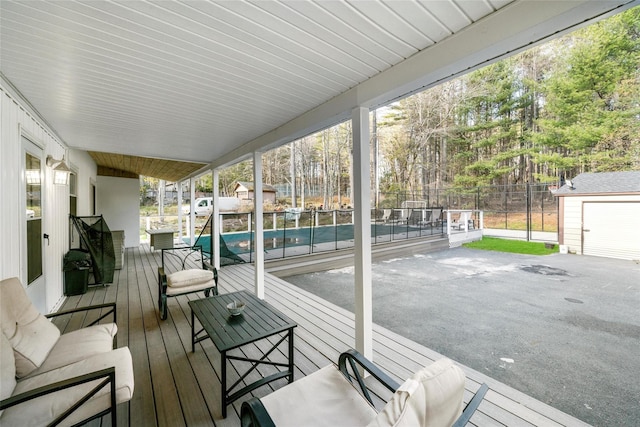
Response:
[174, 8, 639, 207]
[380, 7, 639, 191]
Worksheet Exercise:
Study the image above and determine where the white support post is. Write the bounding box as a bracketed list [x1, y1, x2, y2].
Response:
[352, 107, 373, 361]
[213, 169, 221, 270]
[177, 182, 183, 241]
[464, 211, 469, 233]
[290, 144, 296, 208]
[189, 177, 196, 246]
[253, 152, 265, 299]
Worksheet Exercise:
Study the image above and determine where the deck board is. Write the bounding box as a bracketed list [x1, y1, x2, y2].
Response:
[54, 245, 590, 426]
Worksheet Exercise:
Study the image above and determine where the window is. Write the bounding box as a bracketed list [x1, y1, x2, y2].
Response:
[70, 172, 77, 216]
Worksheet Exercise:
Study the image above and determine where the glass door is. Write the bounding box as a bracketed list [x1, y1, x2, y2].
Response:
[25, 151, 43, 283]
[23, 136, 46, 312]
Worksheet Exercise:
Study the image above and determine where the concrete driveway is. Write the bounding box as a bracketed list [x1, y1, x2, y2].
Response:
[285, 247, 640, 427]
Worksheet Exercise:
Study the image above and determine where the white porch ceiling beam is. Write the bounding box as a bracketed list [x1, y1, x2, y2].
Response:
[211, 0, 637, 171]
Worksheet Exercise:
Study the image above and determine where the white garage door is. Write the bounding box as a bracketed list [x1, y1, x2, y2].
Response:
[583, 202, 640, 260]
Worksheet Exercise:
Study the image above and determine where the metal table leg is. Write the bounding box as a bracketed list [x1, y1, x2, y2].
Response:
[222, 350, 227, 418]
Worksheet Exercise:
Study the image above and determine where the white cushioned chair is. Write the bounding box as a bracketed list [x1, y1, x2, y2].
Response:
[0, 276, 134, 426]
[241, 349, 488, 427]
[158, 245, 218, 320]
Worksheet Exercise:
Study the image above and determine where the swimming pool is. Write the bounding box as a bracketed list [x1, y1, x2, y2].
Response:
[190, 222, 443, 263]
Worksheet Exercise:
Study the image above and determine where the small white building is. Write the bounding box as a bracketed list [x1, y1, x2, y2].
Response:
[234, 182, 277, 205]
[554, 171, 640, 260]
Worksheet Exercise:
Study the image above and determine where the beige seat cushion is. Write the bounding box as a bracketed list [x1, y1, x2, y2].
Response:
[26, 323, 117, 378]
[167, 269, 213, 288]
[0, 277, 38, 339]
[166, 278, 217, 296]
[2, 347, 135, 427]
[261, 365, 378, 427]
[367, 358, 465, 427]
[1, 332, 17, 417]
[0, 277, 60, 378]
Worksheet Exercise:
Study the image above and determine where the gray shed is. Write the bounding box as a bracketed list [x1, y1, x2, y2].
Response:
[554, 171, 640, 260]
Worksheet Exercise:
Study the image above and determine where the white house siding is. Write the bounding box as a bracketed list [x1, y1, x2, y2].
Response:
[561, 197, 583, 254]
[96, 176, 141, 248]
[1, 82, 97, 313]
[561, 194, 640, 260]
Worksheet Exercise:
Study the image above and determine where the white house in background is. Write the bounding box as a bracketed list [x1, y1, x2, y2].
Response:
[554, 171, 640, 260]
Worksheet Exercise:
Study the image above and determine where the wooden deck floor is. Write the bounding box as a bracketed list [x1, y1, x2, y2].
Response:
[55, 244, 590, 427]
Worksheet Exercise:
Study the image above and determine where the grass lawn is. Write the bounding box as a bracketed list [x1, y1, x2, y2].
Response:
[463, 237, 559, 255]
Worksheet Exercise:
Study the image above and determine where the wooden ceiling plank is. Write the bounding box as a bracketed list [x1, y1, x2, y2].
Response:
[89, 151, 206, 181]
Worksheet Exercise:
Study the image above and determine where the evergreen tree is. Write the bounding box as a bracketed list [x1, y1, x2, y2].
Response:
[450, 59, 526, 187]
[533, 8, 640, 179]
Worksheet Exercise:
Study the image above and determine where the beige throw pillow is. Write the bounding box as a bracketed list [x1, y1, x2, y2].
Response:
[368, 358, 465, 427]
[9, 315, 60, 378]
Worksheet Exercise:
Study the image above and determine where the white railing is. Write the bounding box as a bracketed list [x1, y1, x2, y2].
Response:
[445, 209, 483, 247]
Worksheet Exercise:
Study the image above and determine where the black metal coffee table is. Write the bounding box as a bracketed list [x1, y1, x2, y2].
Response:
[189, 290, 297, 417]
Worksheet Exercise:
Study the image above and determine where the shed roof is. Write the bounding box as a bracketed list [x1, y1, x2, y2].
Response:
[234, 181, 277, 193]
[554, 171, 640, 196]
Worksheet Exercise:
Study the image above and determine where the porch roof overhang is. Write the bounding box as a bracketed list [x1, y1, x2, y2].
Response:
[2, 0, 637, 181]
[88, 151, 207, 182]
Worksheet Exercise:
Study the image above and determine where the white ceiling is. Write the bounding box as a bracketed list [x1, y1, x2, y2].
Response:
[1, 0, 637, 180]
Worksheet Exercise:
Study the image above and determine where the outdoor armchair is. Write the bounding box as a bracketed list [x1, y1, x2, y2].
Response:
[241, 349, 488, 427]
[0, 276, 134, 426]
[157, 245, 218, 320]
